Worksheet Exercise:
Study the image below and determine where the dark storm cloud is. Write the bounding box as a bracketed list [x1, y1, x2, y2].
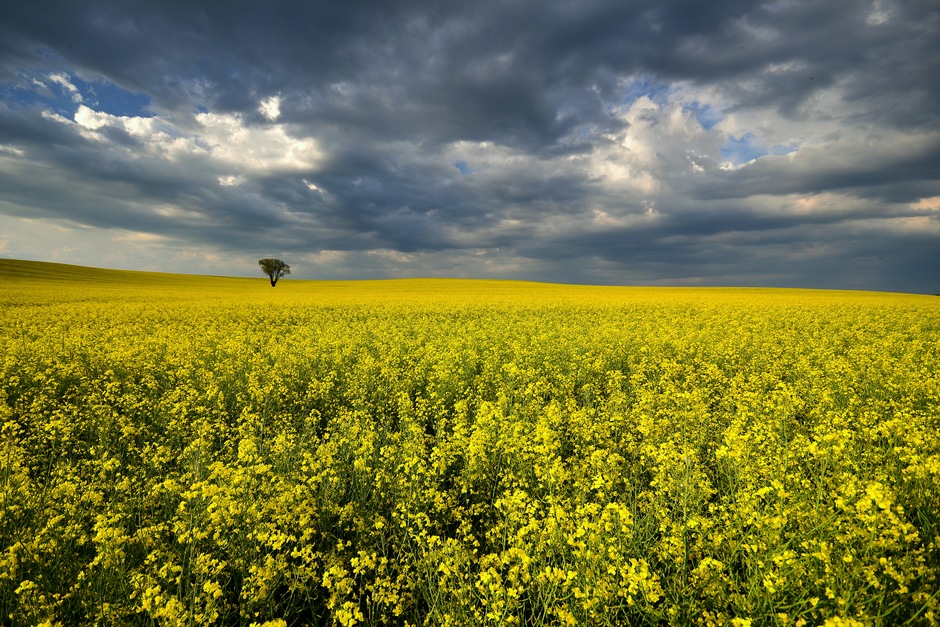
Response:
[691, 133, 940, 201]
[1, 0, 939, 291]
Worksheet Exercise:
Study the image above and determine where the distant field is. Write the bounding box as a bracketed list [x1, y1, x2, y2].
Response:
[1, 259, 938, 625]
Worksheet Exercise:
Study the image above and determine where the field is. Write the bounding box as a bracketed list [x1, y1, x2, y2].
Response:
[1, 259, 939, 626]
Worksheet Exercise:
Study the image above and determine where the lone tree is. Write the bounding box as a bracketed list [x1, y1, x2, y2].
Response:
[258, 258, 291, 287]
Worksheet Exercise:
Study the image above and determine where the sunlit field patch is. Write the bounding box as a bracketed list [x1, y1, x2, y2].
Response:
[1, 259, 938, 625]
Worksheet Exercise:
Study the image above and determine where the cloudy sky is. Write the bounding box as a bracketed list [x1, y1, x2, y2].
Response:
[1, 0, 939, 292]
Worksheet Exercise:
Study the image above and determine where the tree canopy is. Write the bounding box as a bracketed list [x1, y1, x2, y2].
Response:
[258, 258, 290, 287]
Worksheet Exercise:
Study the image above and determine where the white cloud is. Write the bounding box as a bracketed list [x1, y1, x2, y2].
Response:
[586, 92, 719, 195]
[218, 174, 247, 187]
[73, 105, 158, 137]
[866, 0, 895, 25]
[114, 231, 168, 242]
[74, 105, 110, 130]
[41, 110, 71, 125]
[912, 196, 940, 211]
[259, 95, 281, 121]
[46, 103, 324, 178]
[194, 111, 323, 173]
[47, 72, 83, 102]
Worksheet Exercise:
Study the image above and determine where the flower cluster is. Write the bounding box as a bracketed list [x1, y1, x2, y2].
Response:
[1, 275, 938, 625]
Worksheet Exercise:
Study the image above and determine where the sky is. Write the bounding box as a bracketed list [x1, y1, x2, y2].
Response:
[1, 0, 939, 293]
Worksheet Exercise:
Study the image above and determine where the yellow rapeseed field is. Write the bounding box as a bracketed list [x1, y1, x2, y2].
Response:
[1, 259, 938, 626]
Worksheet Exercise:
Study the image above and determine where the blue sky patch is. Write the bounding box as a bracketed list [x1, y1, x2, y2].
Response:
[1, 70, 152, 119]
[81, 78, 152, 118]
[721, 133, 799, 164]
[720, 133, 765, 164]
[619, 76, 675, 110]
[684, 101, 722, 130]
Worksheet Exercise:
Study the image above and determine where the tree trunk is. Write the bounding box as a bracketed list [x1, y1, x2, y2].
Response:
[270, 277, 277, 287]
